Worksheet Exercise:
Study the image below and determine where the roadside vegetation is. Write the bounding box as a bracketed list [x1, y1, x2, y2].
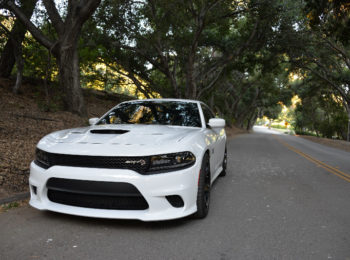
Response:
[258, 92, 349, 140]
[0, 199, 28, 213]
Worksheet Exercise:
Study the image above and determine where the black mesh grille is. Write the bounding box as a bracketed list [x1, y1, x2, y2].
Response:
[35, 148, 195, 174]
[36, 149, 150, 173]
[47, 178, 149, 210]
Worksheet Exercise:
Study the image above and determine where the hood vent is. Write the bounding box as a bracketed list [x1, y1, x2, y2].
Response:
[90, 129, 129, 134]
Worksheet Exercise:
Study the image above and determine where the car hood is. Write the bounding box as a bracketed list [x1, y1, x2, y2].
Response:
[38, 124, 202, 156]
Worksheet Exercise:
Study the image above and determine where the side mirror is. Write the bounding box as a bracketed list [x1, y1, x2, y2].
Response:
[208, 118, 225, 128]
[89, 117, 99, 125]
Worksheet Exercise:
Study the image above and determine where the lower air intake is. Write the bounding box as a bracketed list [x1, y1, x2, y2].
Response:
[47, 178, 149, 210]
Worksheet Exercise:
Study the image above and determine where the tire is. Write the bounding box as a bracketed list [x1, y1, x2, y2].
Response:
[219, 147, 227, 177]
[193, 153, 211, 219]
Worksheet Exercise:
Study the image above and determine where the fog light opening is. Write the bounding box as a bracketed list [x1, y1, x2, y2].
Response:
[166, 195, 184, 208]
[31, 185, 37, 195]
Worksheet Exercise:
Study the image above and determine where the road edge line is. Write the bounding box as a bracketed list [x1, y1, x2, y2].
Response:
[276, 138, 350, 183]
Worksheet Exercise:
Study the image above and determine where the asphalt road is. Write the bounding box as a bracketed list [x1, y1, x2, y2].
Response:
[1, 127, 349, 260]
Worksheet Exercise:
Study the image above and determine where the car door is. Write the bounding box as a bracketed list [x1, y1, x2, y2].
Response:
[200, 104, 223, 178]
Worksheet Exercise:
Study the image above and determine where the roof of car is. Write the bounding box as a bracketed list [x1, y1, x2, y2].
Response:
[121, 98, 201, 104]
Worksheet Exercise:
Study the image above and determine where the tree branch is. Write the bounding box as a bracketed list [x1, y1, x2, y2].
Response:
[42, 0, 64, 35]
[234, 19, 259, 57]
[77, 0, 101, 25]
[6, 1, 53, 49]
[324, 38, 350, 70]
[303, 64, 350, 103]
[0, 21, 10, 34]
[197, 67, 223, 98]
[117, 69, 152, 98]
[220, 8, 248, 19]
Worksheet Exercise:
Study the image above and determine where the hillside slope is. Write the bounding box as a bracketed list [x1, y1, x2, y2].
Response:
[0, 78, 130, 198]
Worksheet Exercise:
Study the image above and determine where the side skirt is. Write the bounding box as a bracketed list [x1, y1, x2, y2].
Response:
[211, 166, 223, 185]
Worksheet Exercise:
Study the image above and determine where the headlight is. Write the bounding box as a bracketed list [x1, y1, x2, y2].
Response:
[148, 152, 196, 172]
[35, 148, 50, 169]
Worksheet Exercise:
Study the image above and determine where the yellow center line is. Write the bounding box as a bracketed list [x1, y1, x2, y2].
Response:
[275, 137, 350, 183]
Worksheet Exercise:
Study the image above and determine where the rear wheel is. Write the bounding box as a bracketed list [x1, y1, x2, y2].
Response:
[193, 153, 210, 219]
[219, 147, 227, 177]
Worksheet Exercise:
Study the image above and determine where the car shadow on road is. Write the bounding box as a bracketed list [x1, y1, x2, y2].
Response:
[38, 175, 223, 230]
[42, 210, 194, 230]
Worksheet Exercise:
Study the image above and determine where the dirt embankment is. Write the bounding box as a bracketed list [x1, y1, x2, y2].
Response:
[0, 78, 126, 199]
[225, 126, 248, 138]
[298, 135, 350, 153]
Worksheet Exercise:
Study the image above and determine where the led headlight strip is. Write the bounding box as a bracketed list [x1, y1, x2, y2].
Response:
[148, 151, 196, 172]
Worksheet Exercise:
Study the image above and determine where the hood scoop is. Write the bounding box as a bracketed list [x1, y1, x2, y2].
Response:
[90, 129, 129, 134]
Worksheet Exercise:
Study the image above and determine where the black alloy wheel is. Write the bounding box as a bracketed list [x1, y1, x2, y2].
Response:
[219, 147, 227, 177]
[193, 153, 210, 219]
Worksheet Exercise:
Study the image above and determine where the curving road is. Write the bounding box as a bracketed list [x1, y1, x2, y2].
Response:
[0, 127, 349, 259]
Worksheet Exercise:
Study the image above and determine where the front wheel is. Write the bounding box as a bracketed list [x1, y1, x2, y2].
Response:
[219, 147, 227, 177]
[193, 153, 210, 219]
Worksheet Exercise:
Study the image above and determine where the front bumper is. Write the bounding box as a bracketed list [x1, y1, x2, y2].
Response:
[29, 161, 199, 221]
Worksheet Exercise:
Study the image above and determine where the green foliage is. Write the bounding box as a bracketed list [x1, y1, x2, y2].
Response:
[36, 98, 61, 112]
[270, 124, 287, 130]
[304, 0, 350, 43]
[293, 86, 348, 139]
[264, 105, 283, 120]
[1, 202, 19, 210]
[0, 16, 8, 51]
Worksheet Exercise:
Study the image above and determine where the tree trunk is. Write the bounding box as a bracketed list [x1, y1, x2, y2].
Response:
[170, 75, 180, 98]
[6, 0, 101, 117]
[209, 94, 214, 110]
[169, 58, 180, 98]
[0, 39, 16, 77]
[344, 100, 350, 142]
[12, 44, 23, 94]
[185, 54, 196, 98]
[57, 41, 87, 116]
[347, 116, 350, 142]
[246, 110, 258, 130]
[0, 0, 36, 77]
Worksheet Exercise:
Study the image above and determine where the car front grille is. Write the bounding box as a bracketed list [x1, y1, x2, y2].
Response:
[35, 149, 150, 173]
[47, 178, 149, 210]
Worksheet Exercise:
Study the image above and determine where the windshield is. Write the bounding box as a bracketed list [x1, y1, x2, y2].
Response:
[98, 101, 201, 127]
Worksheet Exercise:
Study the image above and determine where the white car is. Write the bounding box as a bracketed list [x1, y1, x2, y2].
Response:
[29, 99, 227, 221]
